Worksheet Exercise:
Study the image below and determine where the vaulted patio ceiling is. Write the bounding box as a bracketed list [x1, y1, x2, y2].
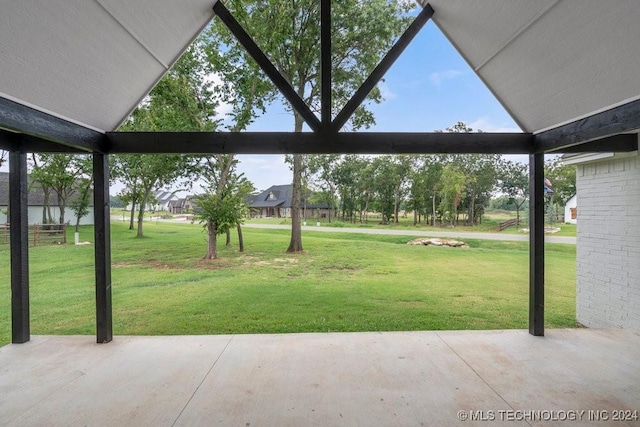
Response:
[1, 0, 639, 153]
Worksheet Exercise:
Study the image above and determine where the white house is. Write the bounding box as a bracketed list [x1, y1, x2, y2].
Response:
[563, 194, 577, 224]
[153, 190, 179, 211]
[0, 172, 94, 225]
[563, 150, 640, 331]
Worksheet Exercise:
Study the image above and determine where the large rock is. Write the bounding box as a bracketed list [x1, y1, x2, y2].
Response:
[407, 238, 468, 248]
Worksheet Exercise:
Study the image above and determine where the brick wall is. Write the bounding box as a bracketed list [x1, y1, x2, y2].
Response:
[576, 154, 640, 331]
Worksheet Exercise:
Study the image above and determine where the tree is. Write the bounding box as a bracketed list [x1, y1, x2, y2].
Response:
[499, 160, 529, 224]
[29, 154, 90, 231]
[370, 156, 411, 224]
[70, 178, 92, 232]
[545, 157, 576, 206]
[439, 163, 467, 226]
[545, 156, 576, 225]
[205, 0, 413, 252]
[307, 154, 340, 222]
[113, 155, 194, 237]
[116, 44, 216, 237]
[195, 155, 254, 259]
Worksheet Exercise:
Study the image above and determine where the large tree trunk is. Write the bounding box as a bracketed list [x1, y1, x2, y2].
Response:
[237, 223, 244, 253]
[287, 153, 304, 253]
[129, 198, 136, 230]
[42, 189, 51, 224]
[226, 228, 231, 246]
[287, 114, 304, 253]
[204, 219, 218, 259]
[469, 190, 476, 226]
[432, 193, 436, 226]
[137, 188, 152, 238]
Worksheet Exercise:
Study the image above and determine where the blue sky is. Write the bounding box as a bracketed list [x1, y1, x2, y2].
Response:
[233, 20, 522, 192]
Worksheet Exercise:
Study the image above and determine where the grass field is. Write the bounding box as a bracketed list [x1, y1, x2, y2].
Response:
[0, 221, 577, 345]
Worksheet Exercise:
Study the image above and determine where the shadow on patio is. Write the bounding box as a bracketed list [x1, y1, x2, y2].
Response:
[1, 328, 639, 426]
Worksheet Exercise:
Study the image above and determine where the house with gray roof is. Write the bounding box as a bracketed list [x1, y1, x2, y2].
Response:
[153, 190, 179, 211]
[0, 172, 94, 225]
[247, 184, 332, 219]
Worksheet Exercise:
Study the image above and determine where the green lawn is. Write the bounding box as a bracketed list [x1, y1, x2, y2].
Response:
[0, 221, 577, 345]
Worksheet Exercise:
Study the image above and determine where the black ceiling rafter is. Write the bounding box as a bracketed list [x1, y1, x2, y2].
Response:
[331, 3, 434, 132]
[106, 131, 533, 154]
[212, 1, 321, 132]
[0, 97, 105, 153]
[534, 98, 640, 152]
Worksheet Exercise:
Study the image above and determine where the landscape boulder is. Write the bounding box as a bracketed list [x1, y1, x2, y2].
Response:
[407, 238, 468, 248]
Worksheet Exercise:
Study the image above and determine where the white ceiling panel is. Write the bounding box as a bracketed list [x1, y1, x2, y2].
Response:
[430, 0, 558, 69]
[0, 0, 214, 132]
[431, 0, 640, 133]
[480, 0, 640, 132]
[97, 0, 215, 68]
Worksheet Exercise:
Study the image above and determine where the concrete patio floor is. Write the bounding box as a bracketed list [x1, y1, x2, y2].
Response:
[1, 329, 639, 426]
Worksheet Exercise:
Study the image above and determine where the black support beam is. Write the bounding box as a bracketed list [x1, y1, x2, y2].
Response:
[541, 133, 637, 154]
[331, 4, 434, 132]
[529, 153, 544, 336]
[9, 150, 30, 343]
[213, 1, 321, 132]
[535, 98, 640, 151]
[0, 97, 105, 152]
[93, 153, 112, 343]
[0, 129, 88, 153]
[106, 131, 533, 154]
[321, 0, 331, 130]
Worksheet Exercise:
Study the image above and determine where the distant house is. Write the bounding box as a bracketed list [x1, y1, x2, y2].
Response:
[0, 172, 94, 225]
[153, 190, 179, 211]
[125, 189, 179, 212]
[247, 184, 332, 219]
[168, 197, 196, 215]
[564, 194, 577, 224]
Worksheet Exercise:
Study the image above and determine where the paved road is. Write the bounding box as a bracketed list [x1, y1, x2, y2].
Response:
[116, 217, 576, 244]
[243, 223, 577, 245]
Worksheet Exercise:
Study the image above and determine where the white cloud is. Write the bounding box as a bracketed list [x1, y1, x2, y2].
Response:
[378, 81, 397, 101]
[236, 155, 291, 190]
[429, 69, 463, 86]
[468, 117, 521, 133]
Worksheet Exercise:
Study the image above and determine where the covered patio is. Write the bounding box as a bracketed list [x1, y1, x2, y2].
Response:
[1, 0, 640, 424]
[2, 329, 639, 425]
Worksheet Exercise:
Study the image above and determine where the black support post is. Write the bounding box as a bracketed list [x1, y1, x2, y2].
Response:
[529, 153, 544, 336]
[93, 153, 112, 343]
[9, 150, 30, 343]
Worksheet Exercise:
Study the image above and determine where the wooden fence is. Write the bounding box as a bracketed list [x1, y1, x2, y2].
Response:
[496, 218, 518, 231]
[0, 223, 67, 246]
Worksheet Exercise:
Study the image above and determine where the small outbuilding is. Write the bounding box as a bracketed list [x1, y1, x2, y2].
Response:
[563, 194, 577, 224]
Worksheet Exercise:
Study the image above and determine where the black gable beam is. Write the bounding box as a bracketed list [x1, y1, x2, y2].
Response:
[213, 1, 322, 132]
[331, 4, 434, 132]
[106, 131, 533, 154]
[0, 97, 105, 153]
[535, 98, 640, 153]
